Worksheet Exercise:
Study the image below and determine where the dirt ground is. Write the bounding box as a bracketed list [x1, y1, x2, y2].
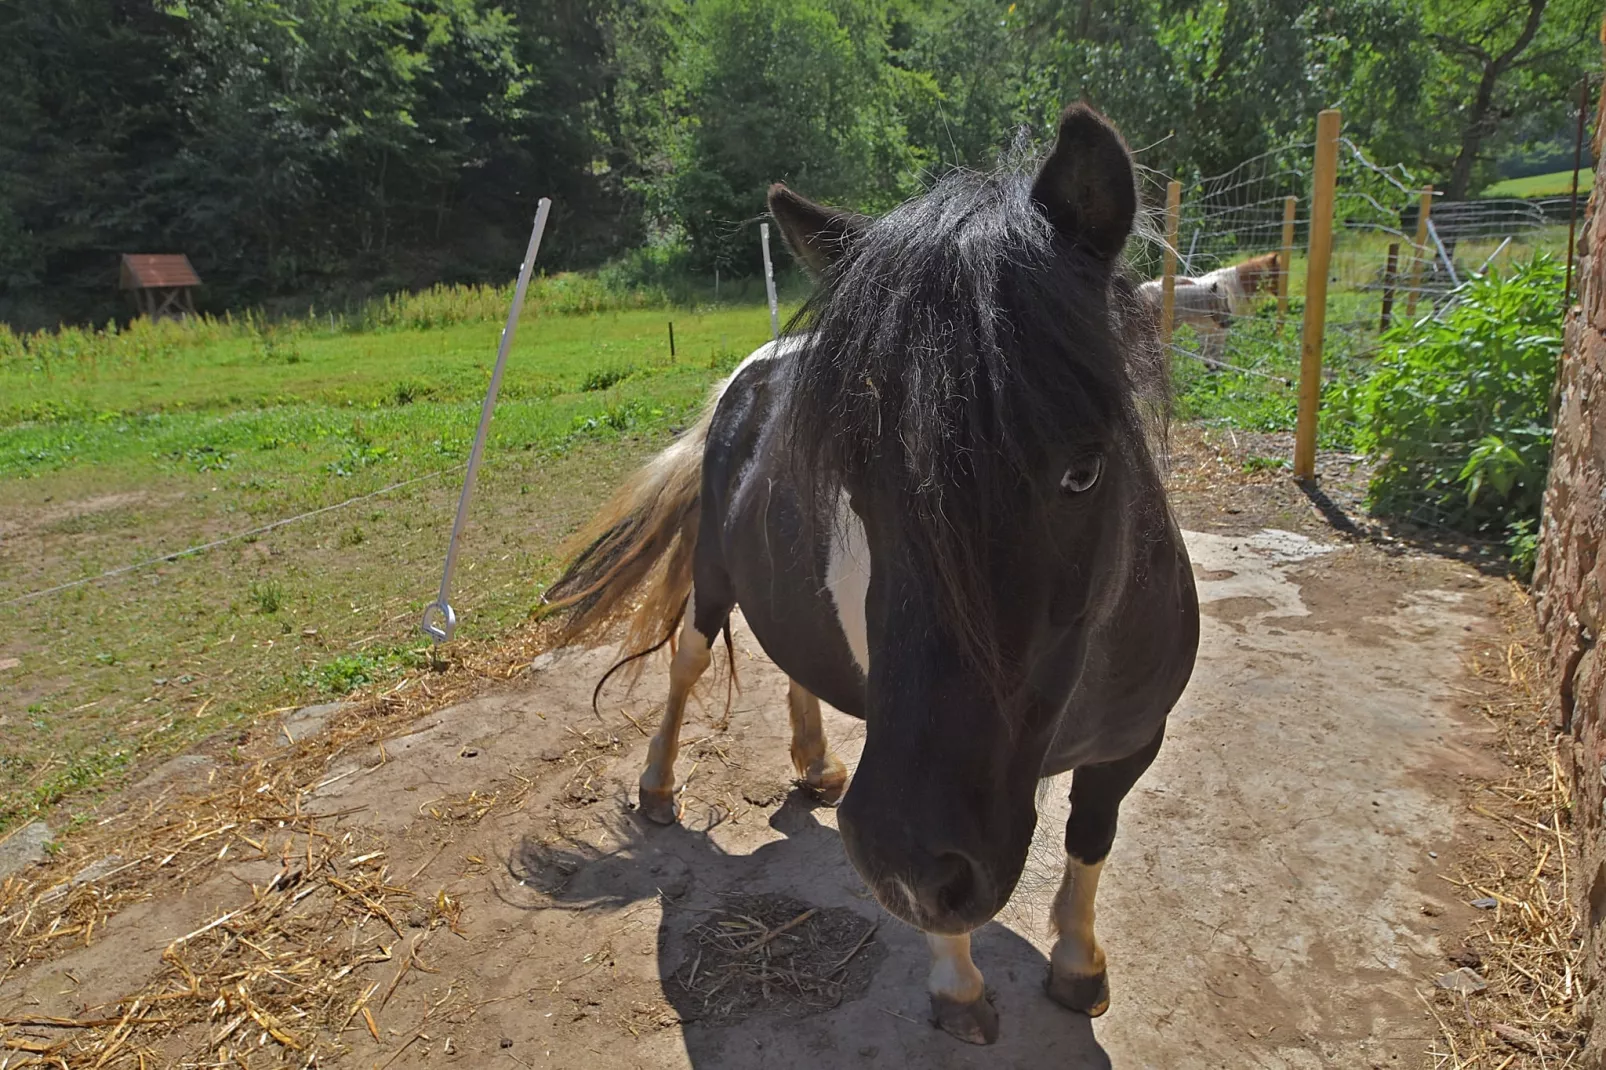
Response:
[0, 431, 1537, 1068]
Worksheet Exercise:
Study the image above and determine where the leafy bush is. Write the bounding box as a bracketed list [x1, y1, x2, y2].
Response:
[1353, 253, 1563, 549]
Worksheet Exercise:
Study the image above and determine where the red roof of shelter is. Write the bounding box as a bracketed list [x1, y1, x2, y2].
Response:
[120, 254, 201, 290]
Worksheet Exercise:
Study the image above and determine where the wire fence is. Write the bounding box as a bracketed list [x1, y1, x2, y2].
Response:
[1135, 130, 1575, 533]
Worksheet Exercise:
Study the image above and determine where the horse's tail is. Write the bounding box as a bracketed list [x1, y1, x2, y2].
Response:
[541, 386, 717, 656]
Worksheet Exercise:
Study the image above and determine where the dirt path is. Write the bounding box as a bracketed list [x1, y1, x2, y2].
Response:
[0, 513, 1504, 1068]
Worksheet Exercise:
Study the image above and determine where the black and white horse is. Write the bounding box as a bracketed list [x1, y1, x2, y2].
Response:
[545, 105, 1200, 1045]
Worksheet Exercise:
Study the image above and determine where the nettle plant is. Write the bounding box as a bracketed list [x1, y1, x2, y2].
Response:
[1352, 253, 1563, 572]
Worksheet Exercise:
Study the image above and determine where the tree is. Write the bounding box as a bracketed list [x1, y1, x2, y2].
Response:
[0, 0, 629, 326]
[1427, 0, 1596, 198]
[0, 0, 186, 326]
[646, 0, 931, 271]
[164, 0, 534, 298]
[1339, 0, 1597, 197]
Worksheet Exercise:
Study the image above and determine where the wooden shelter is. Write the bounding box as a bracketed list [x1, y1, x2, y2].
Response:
[119, 254, 200, 319]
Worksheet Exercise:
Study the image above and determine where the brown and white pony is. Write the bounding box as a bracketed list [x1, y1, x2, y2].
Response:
[1139, 250, 1280, 366]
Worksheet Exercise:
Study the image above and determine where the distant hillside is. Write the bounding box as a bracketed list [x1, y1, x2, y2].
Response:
[1481, 169, 1595, 198]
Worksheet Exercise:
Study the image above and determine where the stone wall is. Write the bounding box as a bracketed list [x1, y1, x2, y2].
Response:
[1534, 58, 1606, 1063]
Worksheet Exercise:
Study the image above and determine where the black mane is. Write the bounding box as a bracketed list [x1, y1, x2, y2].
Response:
[778, 165, 1164, 686]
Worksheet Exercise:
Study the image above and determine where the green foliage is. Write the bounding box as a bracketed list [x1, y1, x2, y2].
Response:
[1507, 518, 1540, 579]
[249, 580, 287, 614]
[0, 0, 632, 326]
[1353, 253, 1563, 539]
[1243, 455, 1291, 473]
[1, 0, 1593, 326]
[301, 647, 426, 695]
[644, 0, 929, 270]
[580, 366, 636, 392]
[1340, 0, 1599, 199]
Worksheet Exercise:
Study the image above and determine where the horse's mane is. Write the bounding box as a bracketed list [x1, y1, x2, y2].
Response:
[777, 165, 1166, 691]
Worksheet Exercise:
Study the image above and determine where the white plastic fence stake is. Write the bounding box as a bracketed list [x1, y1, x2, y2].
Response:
[1424, 218, 1460, 288]
[760, 222, 780, 341]
[421, 198, 552, 644]
[1475, 236, 1513, 277]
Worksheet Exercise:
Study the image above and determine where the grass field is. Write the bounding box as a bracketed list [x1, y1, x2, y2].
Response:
[1480, 168, 1594, 198]
[0, 294, 788, 833]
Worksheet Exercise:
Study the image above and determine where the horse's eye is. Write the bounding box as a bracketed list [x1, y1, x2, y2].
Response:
[1060, 454, 1103, 494]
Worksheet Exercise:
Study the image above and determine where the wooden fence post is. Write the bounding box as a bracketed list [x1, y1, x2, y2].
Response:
[1160, 180, 1182, 347]
[1405, 186, 1433, 317]
[1277, 195, 1296, 328]
[1293, 108, 1341, 481]
[1379, 242, 1399, 332]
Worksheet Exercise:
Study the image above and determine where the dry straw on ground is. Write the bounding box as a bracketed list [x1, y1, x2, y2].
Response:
[666, 893, 884, 1027]
[1425, 583, 1583, 1068]
[0, 619, 566, 1067]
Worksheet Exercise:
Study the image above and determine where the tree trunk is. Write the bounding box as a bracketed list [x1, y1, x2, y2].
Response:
[1444, 0, 1549, 199]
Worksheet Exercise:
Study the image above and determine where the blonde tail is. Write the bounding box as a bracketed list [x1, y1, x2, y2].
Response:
[541, 388, 719, 657]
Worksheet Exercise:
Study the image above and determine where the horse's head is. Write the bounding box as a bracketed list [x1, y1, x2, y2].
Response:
[770, 105, 1165, 934]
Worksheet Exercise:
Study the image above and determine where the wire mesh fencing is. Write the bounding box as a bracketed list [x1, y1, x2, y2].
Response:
[1135, 125, 1575, 537]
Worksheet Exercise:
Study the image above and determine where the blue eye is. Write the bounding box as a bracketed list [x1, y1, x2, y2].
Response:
[1060, 454, 1103, 494]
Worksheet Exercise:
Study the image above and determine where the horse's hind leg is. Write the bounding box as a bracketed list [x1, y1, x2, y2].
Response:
[638, 595, 719, 825]
[786, 680, 847, 803]
[1047, 729, 1164, 1017]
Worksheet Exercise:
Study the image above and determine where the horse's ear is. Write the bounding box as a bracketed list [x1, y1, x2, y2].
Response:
[767, 184, 867, 276]
[1030, 104, 1137, 260]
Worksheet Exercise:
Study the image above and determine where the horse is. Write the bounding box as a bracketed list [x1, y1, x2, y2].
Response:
[1139, 250, 1281, 367]
[543, 104, 1200, 1045]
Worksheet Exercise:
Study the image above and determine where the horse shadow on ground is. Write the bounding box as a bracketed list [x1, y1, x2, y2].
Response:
[503, 791, 1111, 1070]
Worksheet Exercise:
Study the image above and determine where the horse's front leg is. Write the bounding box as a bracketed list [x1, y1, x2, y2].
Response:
[927, 932, 998, 1044]
[1048, 730, 1163, 1016]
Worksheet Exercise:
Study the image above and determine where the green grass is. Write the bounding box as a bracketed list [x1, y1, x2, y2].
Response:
[1480, 169, 1593, 198]
[0, 298, 786, 832]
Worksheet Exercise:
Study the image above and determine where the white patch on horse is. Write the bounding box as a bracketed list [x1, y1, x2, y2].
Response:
[926, 933, 985, 1002]
[714, 333, 809, 403]
[1050, 856, 1106, 978]
[825, 493, 871, 676]
[718, 335, 811, 491]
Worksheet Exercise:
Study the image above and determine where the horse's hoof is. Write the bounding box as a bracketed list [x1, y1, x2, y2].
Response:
[638, 786, 681, 825]
[929, 992, 999, 1045]
[1046, 967, 1110, 1017]
[803, 758, 848, 805]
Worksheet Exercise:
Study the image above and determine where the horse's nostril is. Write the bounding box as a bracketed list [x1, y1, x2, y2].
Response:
[931, 852, 983, 917]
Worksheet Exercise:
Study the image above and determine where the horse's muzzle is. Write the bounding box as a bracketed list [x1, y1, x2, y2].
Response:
[844, 828, 1003, 934]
